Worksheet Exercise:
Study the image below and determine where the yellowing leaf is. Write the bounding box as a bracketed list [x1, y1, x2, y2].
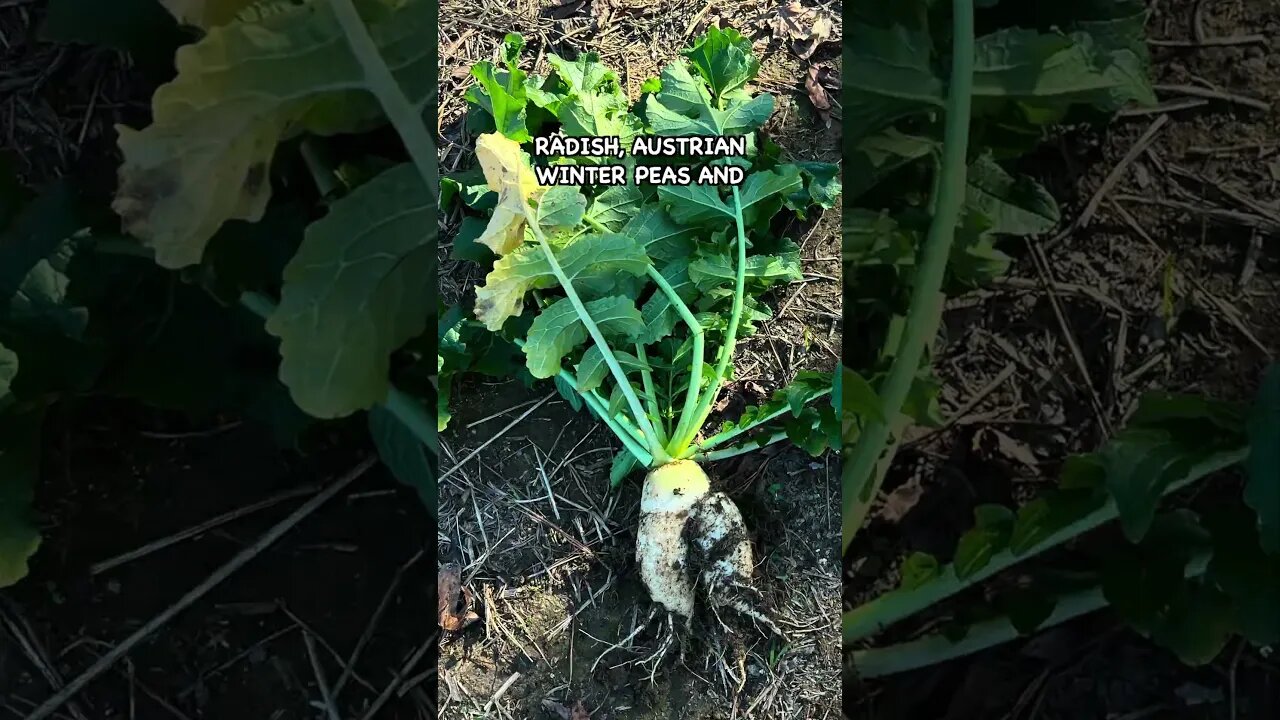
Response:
[473, 132, 547, 255]
[114, 0, 433, 268]
[473, 232, 649, 331]
[158, 0, 254, 28]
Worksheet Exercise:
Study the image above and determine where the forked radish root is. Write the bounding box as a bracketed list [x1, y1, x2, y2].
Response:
[637, 460, 762, 625]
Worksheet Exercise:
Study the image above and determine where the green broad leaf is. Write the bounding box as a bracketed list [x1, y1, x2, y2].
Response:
[0, 180, 81, 300]
[640, 259, 697, 344]
[524, 296, 645, 378]
[535, 186, 587, 230]
[657, 184, 734, 226]
[682, 26, 759, 99]
[465, 32, 531, 141]
[1007, 489, 1106, 554]
[369, 405, 436, 513]
[1102, 427, 1231, 543]
[544, 53, 642, 141]
[575, 346, 611, 393]
[575, 347, 646, 393]
[841, 367, 886, 425]
[965, 154, 1060, 236]
[1244, 364, 1280, 554]
[441, 168, 496, 210]
[554, 374, 584, 412]
[688, 242, 802, 292]
[714, 371, 831, 441]
[8, 238, 90, 341]
[450, 216, 496, 265]
[584, 184, 645, 231]
[782, 162, 842, 216]
[948, 211, 1010, 288]
[971, 26, 1157, 109]
[844, 22, 943, 140]
[1149, 583, 1236, 666]
[267, 164, 435, 419]
[954, 504, 1015, 580]
[620, 207, 698, 265]
[610, 450, 639, 487]
[735, 166, 804, 228]
[643, 57, 774, 137]
[114, 0, 433, 268]
[473, 232, 650, 331]
[0, 408, 44, 588]
[845, 129, 936, 200]
[898, 551, 941, 590]
[1204, 507, 1280, 645]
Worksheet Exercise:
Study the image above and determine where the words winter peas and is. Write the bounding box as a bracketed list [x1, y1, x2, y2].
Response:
[531, 134, 749, 187]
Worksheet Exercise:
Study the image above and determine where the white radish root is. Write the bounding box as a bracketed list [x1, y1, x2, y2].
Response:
[636, 460, 759, 623]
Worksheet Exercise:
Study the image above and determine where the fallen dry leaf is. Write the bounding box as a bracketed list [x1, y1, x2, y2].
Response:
[547, 0, 587, 20]
[768, 1, 838, 59]
[974, 427, 1040, 470]
[541, 699, 592, 720]
[880, 477, 924, 523]
[805, 64, 837, 127]
[438, 563, 479, 632]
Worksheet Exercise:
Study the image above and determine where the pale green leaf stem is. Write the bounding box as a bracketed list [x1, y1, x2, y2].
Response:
[843, 0, 976, 553]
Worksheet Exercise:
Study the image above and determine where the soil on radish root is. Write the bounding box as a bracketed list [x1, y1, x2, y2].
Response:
[438, 381, 841, 719]
[845, 0, 1280, 717]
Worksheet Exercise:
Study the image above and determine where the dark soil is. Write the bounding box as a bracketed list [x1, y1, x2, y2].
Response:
[0, 403, 437, 719]
[846, 0, 1280, 718]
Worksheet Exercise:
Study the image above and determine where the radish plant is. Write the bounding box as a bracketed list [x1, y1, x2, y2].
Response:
[842, 0, 1280, 677]
[444, 29, 841, 620]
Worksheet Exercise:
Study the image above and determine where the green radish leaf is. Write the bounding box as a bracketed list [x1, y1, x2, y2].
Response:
[965, 154, 1060, 236]
[640, 259, 697, 344]
[114, 0, 433, 268]
[619, 206, 698, 264]
[687, 241, 802, 291]
[841, 368, 886, 424]
[1204, 507, 1280, 645]
[267, 164, 434, 419]
[523, 296, 645, 378]
[535, 186, 587, 230]
[898, 551, 940, 590]
[1150, 584, 1236, 666]
[450, 216, 496, 265]
[554, 374, 584, 412]
[1244, 364, 1280, 554]
[953, 504, 1015, 579]
[473, 232, 650, 332]
[735, 166, 805, 228]
[683, 26, 759, 99]
[657, 184, 734, 225]
[465, 33, 532, 141]
[971, 27, 1156, 108]
[544, 53, 642, 141]
[845, 129, 936, 200]
[584, 184, 645, 231]
[610, 450, 639, 487]
[783, 162, 842, 216]
[644, 30, 774, 138]
[369, 405, 436, 513]
[0, 408, 43, 588]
